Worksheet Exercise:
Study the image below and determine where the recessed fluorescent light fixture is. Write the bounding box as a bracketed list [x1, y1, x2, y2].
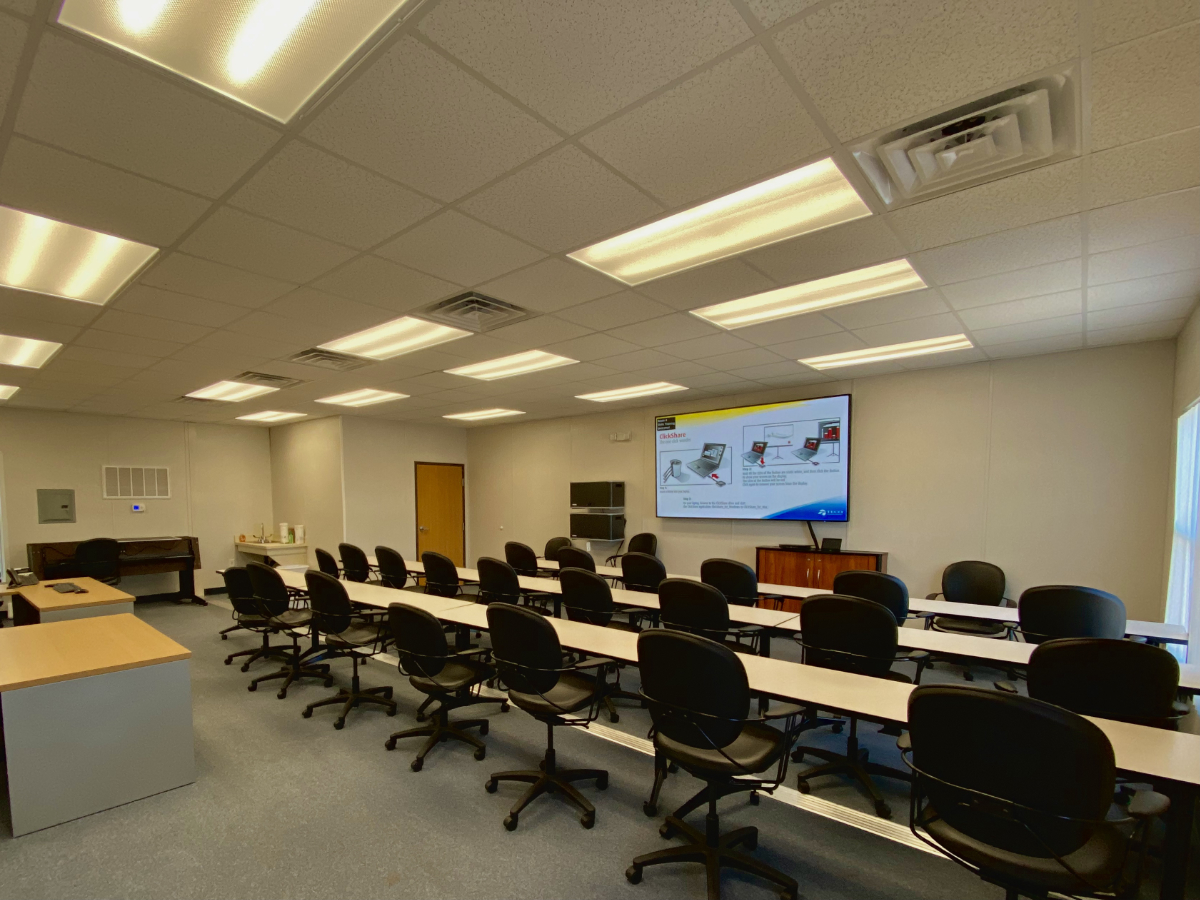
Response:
[0, 333, 62, 369]
[693, 259, 926, 330]
[316, 388, 407, 408]
[0, 206, 157, 305]
[186, 380, 278, 402]
[0, 384, 19, 400]
[57, 0, 415, 122]
[445, 351, 578, 381]
[319, 316, 469, 362]
[800, 334, 974, 370]
[576, 382, 688, 403]
[236, 410, 306, 423]
[568, 158, 871, 285]
[443, 408, 526, 422]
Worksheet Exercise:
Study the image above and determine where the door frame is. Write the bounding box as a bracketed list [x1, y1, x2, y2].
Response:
[413, 461, 466, 564]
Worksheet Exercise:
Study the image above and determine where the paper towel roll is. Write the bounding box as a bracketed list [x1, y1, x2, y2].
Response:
[278, 523, 288, 543]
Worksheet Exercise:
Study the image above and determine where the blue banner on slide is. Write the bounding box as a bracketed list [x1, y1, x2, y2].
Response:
[764, 499, 847, 521]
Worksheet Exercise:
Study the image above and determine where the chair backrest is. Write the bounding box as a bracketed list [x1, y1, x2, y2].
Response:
[659, 577, 731, 639]
[338, 543, 371, 583]
[478, 556, 521, 604]
[503, 541, 539, 576]
[941, 560, 1005, 607]
[556, 546, 595, 573]
[222, 566, 257, 616]
[374, 545, 408, 589]
[638, 630, 749, 752]
[908, 685, 1115, 860]
[246, 561, 290, 617]
[799, 594, 898, 678]
[486, 602, 563, 696]
[304, 570, 354, 635]
[75, 537, 120, 582]
[421, 551, 460, 597]
[832, 569, 909, 622]
[388, 602, 450, 679]
[1018, 585, 1127, 644]
[560, 568, 615, 626]
[315, 548, 340, 578]
[628, 532, 658, 556]
[622, 551, 666, 593]
[700, 558, 759, 606]
[543, 536, 573, 561]
[1028, 638, 1181, 726]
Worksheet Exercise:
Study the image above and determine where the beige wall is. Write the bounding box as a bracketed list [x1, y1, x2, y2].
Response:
[269, 416, 344, 568]
[1175, 304, 1200, 415]
[467, 342, 1177, 621]
[0, 408, 272, 593]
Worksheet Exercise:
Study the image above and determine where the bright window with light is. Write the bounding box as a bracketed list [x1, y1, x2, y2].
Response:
[1165, 402, 1200, 663]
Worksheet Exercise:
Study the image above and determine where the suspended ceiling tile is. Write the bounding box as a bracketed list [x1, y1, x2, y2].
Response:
[742, 216, 905, 287]
[732, 311, 845, 347]
[479, 258, 623, 314]
[311, 255, 458, 313]
[1087, 318, 1188, 346]
[606, 312, 723, 347]
[970, 314, 1083, 346]
[262, 287, 392, 333]
[0, 13, 26, 127]
[375, 210, 545, 287]
[72, 327, 187, 358]
[1088, 235, 1200, 285]
[982, 332, 1085, 359]
[1093, 0, 1198, 49]
[850, 312, 964, 346]
[0, 285, 104, 325]
[1087, 128, 1200, 209]
[744, 0, 823, 29]
[942, 259, 1083, 309]
[487, 315, 593, 350]
[181, 208, 357, 283]
[914, 217, 1082, 286]
[89, 308, 213, 343]
[637, 258, 775, 310]
[1087, 268, 1200, 310]
[555, 291, 674, 330]
[764, 330, 867, 360]
[1088, 296, 1196, 329]
[821, 288, 951, 331]
[1087, 188, 1200, 253]
[657, 332, 756, 359]
[541, 332, 642, 362]
[113, 284, 247, 329]
[140, 253, 295, 309]
[957, 290, 1082, 331]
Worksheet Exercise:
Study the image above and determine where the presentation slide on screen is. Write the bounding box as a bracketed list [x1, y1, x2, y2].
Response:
[655, 395, 850, 521]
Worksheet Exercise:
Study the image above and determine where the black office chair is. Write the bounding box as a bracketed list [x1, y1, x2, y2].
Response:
[300, 571, 395, 728]
[560, 567, 643, 722]
[622, 551, 666, 593]
[480, 555, 551, 613]
[338, 542, 373, 583]
[374, 545, 410, 590]
[1018, 585, 1127, 644]
[246, 562, 332, 699]
[504, 541, 540, 577]
[384, 603, 508, 770]
[75, 537, 121, 585]
[926, 560, 1010, 637]
[659, 577, 760, 655]
[627, 630, 799, 899]
[606, 531, 657, 565]
[833, 570, 913, 623]
[221, 567, 283, 671]
[701, 557, 765, 608]
[905, 684, 1166, 900]
[315, 548, 340, 579]
[422, 551, 464, 598]
[544, 536, 572, 561]
[556, 546, 596, 573]
[484, 603, 608, 831]
[792, 594, 925, 817]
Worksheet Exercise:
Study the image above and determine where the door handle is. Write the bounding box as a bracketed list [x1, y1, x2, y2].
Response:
[418, 526, 428, 533]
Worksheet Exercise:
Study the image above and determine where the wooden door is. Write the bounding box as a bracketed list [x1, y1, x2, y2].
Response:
[415, 462, 465, 566]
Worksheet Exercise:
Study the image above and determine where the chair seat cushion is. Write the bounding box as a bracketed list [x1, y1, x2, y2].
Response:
[931, 615, 1007, 636]
[326, 623, 387, 649]
[409, 659, 488, 695]
[509, 671, 597, 716]
[922, 810, 1126, 894]
[270, 609, 311, 630]
[236, 613, 267, 625]
[658, 721, 786, 776]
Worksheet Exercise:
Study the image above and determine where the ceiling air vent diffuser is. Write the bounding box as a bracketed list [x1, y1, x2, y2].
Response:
[288, 347, 372, 371]
[414, 292, 533, 333]
[234, 371, 306, 389]
[849, 65, 1079, 208]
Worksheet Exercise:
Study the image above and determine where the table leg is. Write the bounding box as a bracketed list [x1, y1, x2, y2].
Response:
[455, 623, 470, 652]
[1160, 781, 1196, 900]
[178, 565, 206, 605]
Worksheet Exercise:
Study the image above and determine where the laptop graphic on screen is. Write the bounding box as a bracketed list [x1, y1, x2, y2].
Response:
[742, 440, 768, 465]
[791, 437, 821, 461]
[687, 443, 726, 477]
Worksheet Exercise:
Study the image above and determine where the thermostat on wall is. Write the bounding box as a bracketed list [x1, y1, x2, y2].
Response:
[131, 503, 146, 513]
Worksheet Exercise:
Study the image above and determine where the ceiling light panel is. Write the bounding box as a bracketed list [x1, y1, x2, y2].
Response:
[0, 334, 63, 369]
[57, 0, 413, 122]
[186, 380, 278, 401]
[316, 388, 407, 407]
[800, 335, 974, 370]
[693, 260, 926, 330]
[443, 408, 526, 421]
[0, 385, 19, 400]
[568, 158, 871, 285]
[576, 382, 687, 402]
[445, 350, 578, 381]
[320, 316, 470, 361]
[236, 410, 306, 422]
[0, 206, 157, 304]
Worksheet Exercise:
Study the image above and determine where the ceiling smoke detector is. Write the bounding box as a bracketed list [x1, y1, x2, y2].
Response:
[849, 65, 1080, 208]
[414, 292, 534, 334]
[288, 347, 372, 371]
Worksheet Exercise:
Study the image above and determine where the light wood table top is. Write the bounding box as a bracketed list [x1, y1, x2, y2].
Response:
[0, 613, 191, 693]
[17, 577, 135, 612]
[274, 568, 476, 615]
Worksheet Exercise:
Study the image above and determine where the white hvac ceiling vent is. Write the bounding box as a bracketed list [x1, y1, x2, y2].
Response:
[849, 65, 1080, 208]
[234, 371, 307, 389]
[414, 292, 534, 334]
[288, 347, 372, 371]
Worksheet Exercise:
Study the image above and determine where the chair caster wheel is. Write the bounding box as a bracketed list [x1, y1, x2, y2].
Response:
[659, 822, 677, 840]
[415, 711, 426, 722]
[302, 708, 313, 718]
[875, 801, 892, 819]
[745, 833, 758, 851]
[384, 687, 394, 698]
[503, 814, 518, 831]
[224, 658, 232, 665]
[797, 780, 810, 794]
[324, 678, 334, 687]
[277, 690, 287, 700]
[411, 758, 423, 772]
[749, 791, 760, 805]
[221, 634, 228, 641]
[500, 701, 509, 713]
[580, 811, 595, 829]
[240, 664, 251, 673]
[791, 749, 804, 763]
[247, 684, 257, 692]
[384, 738, 397, 751]
[625, 865, 642, 885]
[485, 778, 498, 793]
[334, 718, 345, 730]
[832, 723, 843, 734]
[596, 773, 608, 790]
[386, 707, 397, 716]
[479, 721, 489, 736]
[667, 762, 679, 773]
[609, 711, 620, 723]
[642, 802, 657, 817]
[474, 746, 486, 761]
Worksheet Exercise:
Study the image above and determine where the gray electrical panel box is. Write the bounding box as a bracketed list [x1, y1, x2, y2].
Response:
[37, 489, 76, 524]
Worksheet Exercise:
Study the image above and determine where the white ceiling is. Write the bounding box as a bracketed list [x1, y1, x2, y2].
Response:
[0, 0, 1196, 426]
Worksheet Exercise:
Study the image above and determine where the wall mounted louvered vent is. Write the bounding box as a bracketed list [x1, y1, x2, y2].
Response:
[103, 466, 170, 499]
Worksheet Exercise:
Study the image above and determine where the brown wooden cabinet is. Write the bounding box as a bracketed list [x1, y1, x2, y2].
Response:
[756, 546, 888, 611]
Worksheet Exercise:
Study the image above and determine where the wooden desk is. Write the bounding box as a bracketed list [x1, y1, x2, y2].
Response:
[12, 577, 135, 625]
[0, 614, 195, 835]
[27, 536, 202, 604]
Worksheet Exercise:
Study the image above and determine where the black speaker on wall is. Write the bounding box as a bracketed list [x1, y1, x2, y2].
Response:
[570, 513, 625, 541]
[570, 481, 625, 508]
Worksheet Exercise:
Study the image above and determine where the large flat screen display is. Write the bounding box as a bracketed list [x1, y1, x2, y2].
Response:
[655, 395, 850, 521]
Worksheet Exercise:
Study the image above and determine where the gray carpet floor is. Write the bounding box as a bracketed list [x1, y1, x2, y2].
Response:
[0, 600, 1188, 899]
